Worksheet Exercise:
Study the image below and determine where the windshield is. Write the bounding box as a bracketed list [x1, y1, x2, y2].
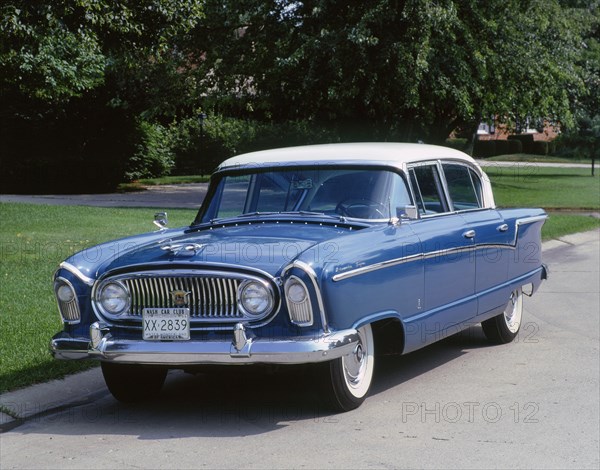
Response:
[199, 167, 412, 223]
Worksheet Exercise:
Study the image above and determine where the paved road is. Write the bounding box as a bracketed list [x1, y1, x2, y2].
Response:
[0, 184, 209, 209]
[476, 160, 593, 169]
[0, 230, 598, 469]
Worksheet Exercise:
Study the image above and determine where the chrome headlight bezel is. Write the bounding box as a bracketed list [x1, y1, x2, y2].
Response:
[94, 280, 131, 317]
[284, 276, 314, 327]
[237, 279, 275, 317]
[54, 277, 81, 324]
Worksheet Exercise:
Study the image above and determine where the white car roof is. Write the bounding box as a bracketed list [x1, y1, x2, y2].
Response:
[217, 142, 476, 171]
[217, 142, 495, 209]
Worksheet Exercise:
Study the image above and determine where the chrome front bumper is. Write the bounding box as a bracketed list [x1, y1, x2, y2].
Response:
[50, 322, 359, 365]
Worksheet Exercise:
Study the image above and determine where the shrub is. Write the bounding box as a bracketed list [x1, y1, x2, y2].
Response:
[554, 114, 599, 160]
[508, 134, 534, 153]
[0, 98, 136, 193]
[531, 141, 549, 156]
[507, 139, 523, 154]
[473, 140, 496, 158]
[444, 138, 468, 151]
[494, 140, 511, 156]
[167, 115, 339, 174]
[125, 121, 175, 180]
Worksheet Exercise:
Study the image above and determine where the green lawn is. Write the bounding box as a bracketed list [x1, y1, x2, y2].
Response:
[484, 166, 600, 210]
[0, 204, 196, 393]
[0, 166, 599, 393]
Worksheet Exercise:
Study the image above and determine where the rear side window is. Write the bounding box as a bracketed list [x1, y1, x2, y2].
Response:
[409, 165, 448, 215]
[442, 164, 483, 210]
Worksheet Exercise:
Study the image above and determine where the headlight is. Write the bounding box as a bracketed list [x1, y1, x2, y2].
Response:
[285, 277, 313, 326]
[54, 278, 81, 323]
[239, 280, 273, 316]
[98, 281, 130, 315]
[56, 283, 75, 303]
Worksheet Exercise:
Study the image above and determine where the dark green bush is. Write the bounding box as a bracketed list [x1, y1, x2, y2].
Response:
[507, 139, 523, 154]
[0, 97, 135, 194]
[125, 121, 175, 180]
[494, 140, 511, 156]
[167, 115, 339, 174]
[554, 114, 599, 160]
[508, 134, 535, 153]
[531, 141, 549, 156]
[473, 140, 496, 158]
[444, 138, 468, 151]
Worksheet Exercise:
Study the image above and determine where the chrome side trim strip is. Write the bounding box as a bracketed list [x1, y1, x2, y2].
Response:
[332, 254, 423, 282]
[59, 262, 95, 286]
[516, 215, 548, 226]
[333, 214, 547, 282]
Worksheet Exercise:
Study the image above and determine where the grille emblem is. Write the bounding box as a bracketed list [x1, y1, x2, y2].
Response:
[171, 290, 191, 307]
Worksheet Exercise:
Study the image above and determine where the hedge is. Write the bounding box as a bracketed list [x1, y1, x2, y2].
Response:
[508, 134, 534, 153]
[473, 140, 496, 158]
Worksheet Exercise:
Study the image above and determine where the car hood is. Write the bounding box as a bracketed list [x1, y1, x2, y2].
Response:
[97, 222, 351, 277]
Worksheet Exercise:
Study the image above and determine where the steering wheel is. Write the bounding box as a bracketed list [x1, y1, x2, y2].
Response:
[335, 198, 387, 219]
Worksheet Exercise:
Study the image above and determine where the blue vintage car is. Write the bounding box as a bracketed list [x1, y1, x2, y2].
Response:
[51, 143, 548, 411]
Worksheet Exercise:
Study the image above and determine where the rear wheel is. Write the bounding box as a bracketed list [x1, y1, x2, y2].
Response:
[101, 362, 167, 403]
[482, 288, 523, 344]
[319, 324, 375, 412]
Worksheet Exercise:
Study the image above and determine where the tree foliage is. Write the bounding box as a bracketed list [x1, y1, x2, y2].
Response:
[0, 1, 204, 192]
[0, 0, 596, 191]
[192, 0, 589, 143]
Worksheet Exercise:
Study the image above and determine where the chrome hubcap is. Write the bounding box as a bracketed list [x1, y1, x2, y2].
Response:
[345, 344, 364, 382]
[503, 290, 522, 333]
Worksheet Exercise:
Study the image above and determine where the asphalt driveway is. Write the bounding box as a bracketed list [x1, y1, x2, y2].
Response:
[0, 183, 209, 209]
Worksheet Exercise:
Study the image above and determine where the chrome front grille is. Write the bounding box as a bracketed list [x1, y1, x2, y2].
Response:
[122, 276, 243, 319]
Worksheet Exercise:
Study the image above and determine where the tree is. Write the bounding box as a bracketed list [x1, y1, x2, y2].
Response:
[192, 0, 588, 143]
[0, 1, 204, 192]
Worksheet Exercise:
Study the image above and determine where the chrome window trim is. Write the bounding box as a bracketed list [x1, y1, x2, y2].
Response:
[332, 215, 547, 282]
[59, 262, 95, 286]
[440, 161, 484, 212]
[407, 160, 452, 218]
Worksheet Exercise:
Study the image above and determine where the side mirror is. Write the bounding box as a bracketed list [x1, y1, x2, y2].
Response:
[153, 212, 168, 229]
[404, 205, 419, 220]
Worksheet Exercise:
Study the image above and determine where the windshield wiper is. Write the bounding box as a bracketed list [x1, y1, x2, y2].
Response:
[236, 211, 279, 218]
[206, 211, 351, 226]
[239, 210, 343, 220]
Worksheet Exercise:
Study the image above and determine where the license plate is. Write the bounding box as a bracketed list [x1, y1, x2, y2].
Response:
[143, 308, 190, 341]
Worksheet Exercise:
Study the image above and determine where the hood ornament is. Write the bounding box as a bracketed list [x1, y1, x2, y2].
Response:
[161, 242, 204, 256]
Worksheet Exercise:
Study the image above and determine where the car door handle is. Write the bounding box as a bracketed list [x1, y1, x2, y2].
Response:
[497, 224, 509, 232]
[462, 230, 476, 239]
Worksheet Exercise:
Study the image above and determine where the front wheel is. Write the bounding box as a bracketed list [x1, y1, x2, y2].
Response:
[319, 324, 375, 412]
[482, 288, 523, 344]
[101, 362, 167, 403]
